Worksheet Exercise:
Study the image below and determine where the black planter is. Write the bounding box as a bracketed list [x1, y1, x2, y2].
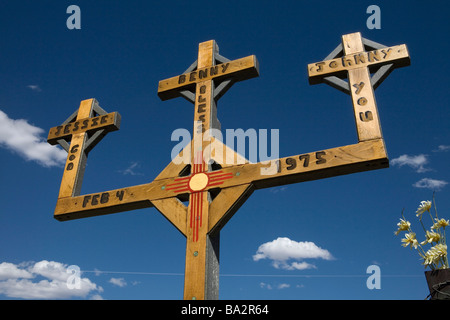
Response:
[425, 269, 450, 300]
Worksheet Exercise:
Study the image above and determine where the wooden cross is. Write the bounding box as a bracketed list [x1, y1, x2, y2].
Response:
[47, 99, 121, 198]
[308, 32, 409, 142]
[48, 33, 410, 300]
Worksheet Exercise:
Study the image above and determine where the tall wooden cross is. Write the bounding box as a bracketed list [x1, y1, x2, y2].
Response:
[48, 32, 410, 300]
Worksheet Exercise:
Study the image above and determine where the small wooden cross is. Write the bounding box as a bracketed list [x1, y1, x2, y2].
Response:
[47, 99, 121, 198]
[308, 32, 409, 141]
[48, 33, 410, 300]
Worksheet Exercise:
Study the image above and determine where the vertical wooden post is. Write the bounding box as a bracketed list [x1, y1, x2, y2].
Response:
[342, 33, 383, 142]
[183, 40, 220, 300]
[58, 99, 95, 198]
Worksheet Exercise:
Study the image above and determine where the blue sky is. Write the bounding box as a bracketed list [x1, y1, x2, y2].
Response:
[0, 0, 449, 300]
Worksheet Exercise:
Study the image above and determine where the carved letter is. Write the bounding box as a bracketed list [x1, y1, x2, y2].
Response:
[210, 66, 218, 76]
[358, 97, 368, 106]
[381, 48, 392, 59]
[63, 123, 71, 134]
[100, 115, 108, 124]
[286, 158, 297, 170]
[70, 144, 79, 154]
[197, 104, 207, 113]
[299, 154, 310, 167]
[82, 195, 91, 208]
[116, 190, 125, 201]
[91, 194, 99, 206]
[315, 62, 325, 72]
[360, 111, 373, 122]
[189, 72, 196, 82]
[54, 126, 63, 136]
[178, 74, 186, 84]
[368, 50, 380, 62]
[100, 193, 109, 204]
[342, 57, 353, 67]
[329, 61, 338, 68]
[81, 120, 89, 129]
[354, 53, 366, 64]
[315, 151, 326, 164]
[353, 82, 365, 95]
[199, 68, 208, 79]
[221, 63, 230, 73]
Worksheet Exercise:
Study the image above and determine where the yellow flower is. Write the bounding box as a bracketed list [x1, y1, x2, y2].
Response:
[416, 200, 432, 218]
[423, 244, 447, 266]
[394, 218, 411, 235]
[401, 232, 419, 249]
[420, 230, 441, 245]
[432, 218, 450, 230]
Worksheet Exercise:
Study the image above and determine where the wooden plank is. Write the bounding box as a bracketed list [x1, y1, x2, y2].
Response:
[184, 190, 210, 300]
[58, 133, 88, 198]
[184, 40, 216, 300]
[47, 112, 120, 145]
[57, 99, 94, 198]
[158, 55, 259, 101]
[54, 139, 388, 221]
[193, 79, 215, 153]
[152, 197, 187, 236]
[54, 181, 159, 221]
[203, 139, 389, 190]
[208, 184, 254, 233]
[308, 44, 410, 84]
[342, 33, 382, 141]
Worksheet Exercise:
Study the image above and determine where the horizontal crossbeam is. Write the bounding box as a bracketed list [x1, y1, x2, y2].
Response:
[308, 44, 410, 85]
[47, 112, 121, 145]
[157, 55, 259, 101]
[53, 139, 387, 223]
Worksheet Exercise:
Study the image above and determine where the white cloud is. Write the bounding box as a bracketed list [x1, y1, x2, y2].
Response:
[260, 282, 290, 290]
[27, 85, 42, 92]
[0, 110, 67, 167]
[433, 145, 450, 152]
[277, 283, 290, 289]
[0, 262, 33, 280]
[391, 154, 430, 173]
[119, 161, 143, 176]
[109, 277, 127, 287]
[269, 186, 288, 194]
[413, 178, 448, 190]
[253, 237, 333, 270]
[260, 282, 272, 290]
[0, 260, 103, 299]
